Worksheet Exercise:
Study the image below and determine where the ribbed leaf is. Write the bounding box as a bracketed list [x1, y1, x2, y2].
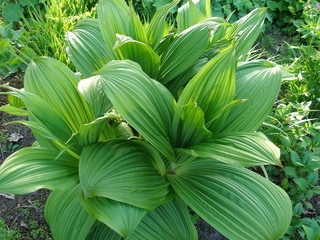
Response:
[80, 195, 147, 238]
[45, 186, 95, 240]
[168, 158, 292, 240]
[78, 113, 118, 147]
[79, 141, 169, 210]
[98, 0, 147, 59]
[176, 0, 207, 31]
[226, 8, 267, 59]
[0, 148, 78, 194]
[78, 75, 113, 118]
[157, 20, 217, 85]
[171, 102, 212, 148]
[178, 132, 281, 167]
[220, 60, 282, 133]
[86, 222, 121, 240]
[94, 60, 175, 161]
[24, 57, 95, 133]
[178, 47, 236, 133]
[114, 34, 160, 78]
[128, 198, 198, 240]
[0, 104, 28, 116]
[7, 88, 72, 144]
[147, 0, 179, 49]
[66, 19, 113, 78]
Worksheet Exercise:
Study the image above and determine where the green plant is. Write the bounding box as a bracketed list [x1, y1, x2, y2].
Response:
[0, 0, 292, 239]
[0, 218, 15, 240]
[261, 102, 320, 240]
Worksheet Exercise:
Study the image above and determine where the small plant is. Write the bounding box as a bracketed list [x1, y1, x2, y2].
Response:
[262, 102, 320, 240]
[0, 0, 292, 239]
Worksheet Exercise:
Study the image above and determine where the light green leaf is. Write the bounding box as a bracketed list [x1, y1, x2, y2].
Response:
[178, 132, 281, 167]
[220, 60, 282, 133]
[147, 0, 179, 49]
[177, 0, 207, 31]
[78, 75, 113, 118]
[79, 141, 169, 210]
[24, 57, 95, 133]
[45, 186, 95, 240]
[0, 148, 78, 194]
[128, 198, 198, 240]
[157, 20, 215, 85]
[94, 60, 175, 161]
[78, 113, 118, 147]
[80, 195, 147, 238]
[171, 102, 212, 148]
[226, 8, 267, 59]
[98, 0, 147, 59]
[0, 104, 28, 116]
[178, 46, 236, 133]
[114, 34, 160, 78]
[168, 158, 292, 240]
[86, 222, 121, 240]
[66, 19, 114, 78]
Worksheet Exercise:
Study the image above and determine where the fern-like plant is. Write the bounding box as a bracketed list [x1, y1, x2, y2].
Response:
[0, 0, 292, 239]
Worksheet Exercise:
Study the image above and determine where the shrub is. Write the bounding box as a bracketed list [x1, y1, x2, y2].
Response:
[0, 0, 292, 239]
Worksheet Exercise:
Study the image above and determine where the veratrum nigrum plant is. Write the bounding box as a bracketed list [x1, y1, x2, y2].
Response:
[0, 0, 292, 239]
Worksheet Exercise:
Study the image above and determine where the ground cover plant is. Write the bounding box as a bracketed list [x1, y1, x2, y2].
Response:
[0, 0, 295, 239]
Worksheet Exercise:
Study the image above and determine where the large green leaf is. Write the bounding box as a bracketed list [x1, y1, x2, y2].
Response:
[171, 102, 212, 148]
[128, 198, 198, 240]
[114, 34, 160, 78]
[147, 0, 179, 49]
[176, 0, 207, 31]
[177, 132, 281, 167]
[220, 60, 282, 133]
[157, 20, 219, 85]
[66, 19, 114, 78]
[24, 57, 95, 133]
[79, 141, 169, 210]
[45, 186, 95, 240]
[178, 46, 236, 133]
[7, 88, 72, 145]
[168, 158, 292, 240]
[98, 0, 147, 59]
[226, 8, 267, 59]
[94, 60, 175, 161]
[0, 147, 78, 194]
[86, 221, 121, 240]
[80, 195, 147, 238]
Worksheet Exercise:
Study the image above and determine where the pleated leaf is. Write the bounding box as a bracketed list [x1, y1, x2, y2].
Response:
[128, 198, 198, 240]
[147, 0, 179, 49]
[94, 60, 175, 161]
[80, 195, 147, 238]
[157, 20, 216, 85]
[66, 19, 113, 78]
[24, 57, 95, 133]
[114, 34, 160, 78]
[220, 60, 282, 133]
[178, 46, 236, 133]
[0, 148, 78, 194]
[86, 222, 121, 240]
[79, 141, 169, 210]
[0, 104, 28, 116]
[45, 186, 95, 240]
[168, 158, 292, 240]
[226, 8, 267, 59]
[98, 0, 147, 59]
[178, 132, 281, 167]
[177, 0, 207, 31]
[78, 75, 113, 118]
[171, 102, 212, 148]
[7, 88, 72, 144]
[78, 113, 118, 147]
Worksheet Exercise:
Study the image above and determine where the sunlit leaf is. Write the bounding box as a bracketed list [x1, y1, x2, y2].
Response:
[168, 158, 292, 240]
[0, 148, 78, 194]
